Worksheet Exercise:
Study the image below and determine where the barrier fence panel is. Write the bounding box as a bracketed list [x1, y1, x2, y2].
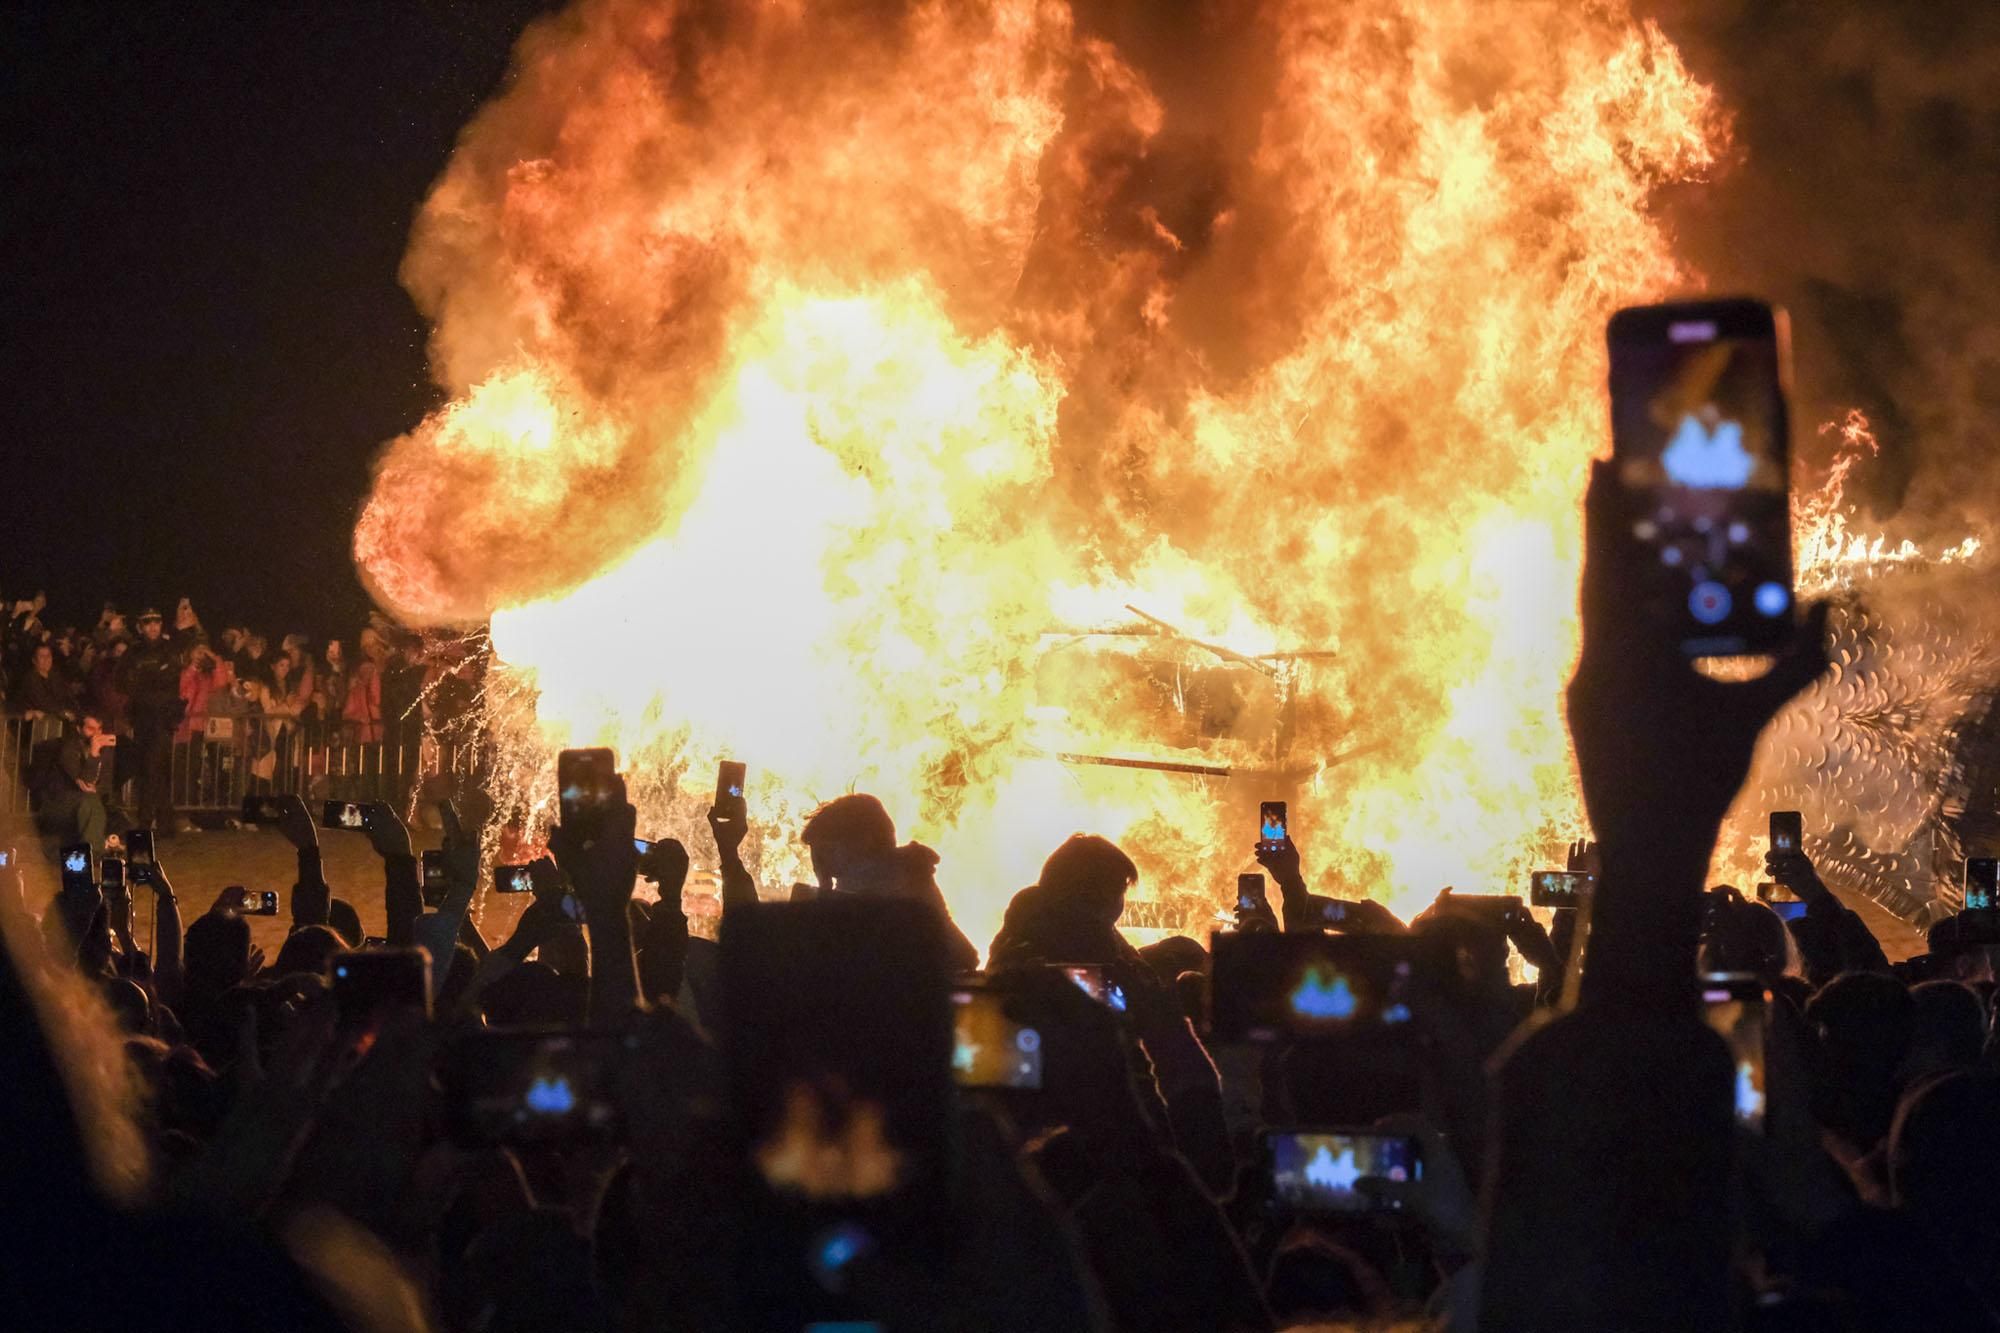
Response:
[5, 712, 470, 827]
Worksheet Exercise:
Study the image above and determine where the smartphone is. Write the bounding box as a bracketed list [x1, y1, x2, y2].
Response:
[557, 747, 620, 827]
[1607, 298, 1794, 657]
[722, 899, 954, 1201]
[60, 842, 94, 893]
[362, 935, 390, 949]
[1965, 858, 1999, 912]
[1700, 973, 1769, 1131]
[1529, 870, 1592, 908]
[100, 857, 126, 892]
[0, 847, 11, 869]
[1441, 893, 1525, 920]
[1060, 964, 1129, 1014]
[952, 986, 1044, 1090]
[1769, 811, 1803, 855]
[632, 837, 653, 856]
[715, 759, 747, 818]
[330, 948, 433, 1027]
[1236, 873, 1269, 916]
[240, 794, 287, 825]
[1209, 931, 1440, 1043]
[438, 1028, 629, 1147]
[234, 888, 280, 916]
[321, 800, 366, 831]
[493, 863, 535, 894]
[420, 849, 449, 906]
[1267, 1129, 1422, 1214]
[1765, 899, 1808, 922]
[790, 881, 820, 903]
[1258, 801, 1288, 846]
[125, 828, 155, 872]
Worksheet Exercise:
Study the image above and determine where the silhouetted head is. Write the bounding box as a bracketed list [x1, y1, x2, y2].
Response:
[1889, 1069, 2000, 1293]
[1138, 934, 1207, 982]
[325, 898, 363, 948]
[1900, 980, 1987, 1086]
[183, 913, 254, 1002]
[1805, 970, 1913, 1153]
[101, 978, 151, 1034]
[271, 926, 344, 980]
[1037, 835, 1138, 927]
[800, 793, 897, 883]
[1700, 897, 1795, 979]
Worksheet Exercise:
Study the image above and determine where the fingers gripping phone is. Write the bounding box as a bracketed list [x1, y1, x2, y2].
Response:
[1608, 298, 1795, 657]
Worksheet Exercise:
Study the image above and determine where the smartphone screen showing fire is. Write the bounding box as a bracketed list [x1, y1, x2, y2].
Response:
[1269, 1130, 1422, 1213]
[1210, 933, 1435, 1043]
[951, 988, 1043, 1089]
[1610, 302, 1792, 657]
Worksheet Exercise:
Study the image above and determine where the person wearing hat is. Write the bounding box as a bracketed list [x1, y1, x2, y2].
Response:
[117, 600, 202, 830]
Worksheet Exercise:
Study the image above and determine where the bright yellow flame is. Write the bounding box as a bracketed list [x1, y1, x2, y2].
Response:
[360, 0, 1754, 945]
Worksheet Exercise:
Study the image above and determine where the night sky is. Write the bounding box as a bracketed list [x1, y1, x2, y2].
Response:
[2, 0, 556, 641]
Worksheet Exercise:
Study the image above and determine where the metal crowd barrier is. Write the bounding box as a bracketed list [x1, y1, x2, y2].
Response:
[3, 711, 470, 824]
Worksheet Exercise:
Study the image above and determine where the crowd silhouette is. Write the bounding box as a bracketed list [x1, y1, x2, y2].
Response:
[4, 467, 1999, 1332]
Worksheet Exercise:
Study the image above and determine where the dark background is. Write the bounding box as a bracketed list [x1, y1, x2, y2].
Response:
[2, 0, 556, 641]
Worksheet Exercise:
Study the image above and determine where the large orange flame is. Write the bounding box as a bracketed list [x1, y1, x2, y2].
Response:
[358, 0, 1738, 943]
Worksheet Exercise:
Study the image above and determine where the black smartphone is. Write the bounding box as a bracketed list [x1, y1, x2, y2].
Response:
[100, 857, 126, 892]
[493, 863, 535, 894]
[1700, 973, 1769, 1131]
[330, 948, 433, 1027]
[234, 888, 280, 916]
[1236, 872, 1269, 916]
[321, 800, 366, 831]
[124, 828, 155, 872]
[362, 935, 390, 948]
[1769, 811, 1803, 855]
[1267, 1128, 1422, 1214]
[420, 849, 449, 906]
[557, 747, 620, 827]
[438, 1028, 630, 1147]
[722, 899, 953, 1202]
[240, 794, 287, 825]
[952, 985, 1044, 1090]
[1059, 964, 1129, 1014]
[1607, 298, 1794, 657]
[1965, 857, 1999, 912]
[632, 837, 653, 856]
[1209, 931, 1441, 1043]
[1258, 801, 1288, 848]
[1529, 870, 1592, 908]
[60, 842, 94, 894]
[715, 759, 747, 818]
[1440, 892, 1526, 922]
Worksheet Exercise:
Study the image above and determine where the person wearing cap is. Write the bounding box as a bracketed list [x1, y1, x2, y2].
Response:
[117, 601, 202, 830]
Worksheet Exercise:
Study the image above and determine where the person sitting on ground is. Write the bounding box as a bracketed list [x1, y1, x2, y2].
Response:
[36, 710, 117, 851]
[799, 793, 978, 971]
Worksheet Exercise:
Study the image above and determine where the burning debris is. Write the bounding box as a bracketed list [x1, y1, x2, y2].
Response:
[354, 0, 1992, 940]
